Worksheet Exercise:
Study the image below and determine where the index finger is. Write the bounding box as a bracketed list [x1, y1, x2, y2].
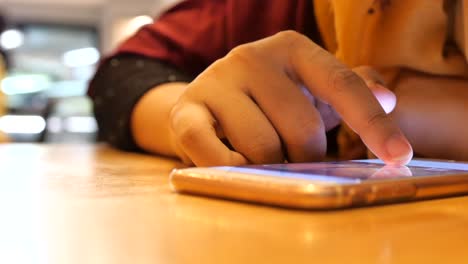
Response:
[289, 34, 413, 165]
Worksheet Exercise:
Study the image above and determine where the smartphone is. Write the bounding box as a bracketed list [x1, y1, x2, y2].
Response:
[170, 159, 468, 209]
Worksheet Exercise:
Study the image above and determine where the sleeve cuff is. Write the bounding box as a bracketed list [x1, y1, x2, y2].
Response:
[89, 54, 193, 151]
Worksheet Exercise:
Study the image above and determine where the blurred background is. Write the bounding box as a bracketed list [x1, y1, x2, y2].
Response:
[0, 0, 177, 143]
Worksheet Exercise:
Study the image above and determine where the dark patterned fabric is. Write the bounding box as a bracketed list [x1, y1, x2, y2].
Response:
[91, 55, 192, 150]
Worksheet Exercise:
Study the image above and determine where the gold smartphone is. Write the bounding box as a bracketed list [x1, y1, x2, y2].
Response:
[170, 159, 468, 209]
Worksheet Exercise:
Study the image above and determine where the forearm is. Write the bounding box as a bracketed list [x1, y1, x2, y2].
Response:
[131, 83, 187, 157]
[392, 72, 468, 160]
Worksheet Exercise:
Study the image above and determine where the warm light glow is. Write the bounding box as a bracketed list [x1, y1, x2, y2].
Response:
[0, 115, 46, 134]
[62, 47, 100, 68]
[0, 29, 24, 50]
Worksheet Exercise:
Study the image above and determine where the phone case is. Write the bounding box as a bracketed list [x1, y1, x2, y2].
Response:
[170, 165, 468, 209]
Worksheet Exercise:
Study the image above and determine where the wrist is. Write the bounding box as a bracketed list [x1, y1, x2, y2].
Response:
[131, 82, 188, 157]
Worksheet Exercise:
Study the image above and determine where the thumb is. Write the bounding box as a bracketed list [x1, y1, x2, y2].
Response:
[353, 66, 396, 114]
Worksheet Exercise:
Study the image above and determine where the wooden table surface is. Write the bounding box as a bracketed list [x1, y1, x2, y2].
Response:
[1, 144, 467, 264]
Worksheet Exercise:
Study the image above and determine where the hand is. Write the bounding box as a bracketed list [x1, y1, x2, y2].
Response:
[169, 31, 413, 166]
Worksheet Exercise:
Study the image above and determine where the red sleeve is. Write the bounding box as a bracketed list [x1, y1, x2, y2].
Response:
[109, 0, 316, 76]
[115, 0, 228, 75]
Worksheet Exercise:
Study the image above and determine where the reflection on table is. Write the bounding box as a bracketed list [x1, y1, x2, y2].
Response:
[0, 144, 467, 264]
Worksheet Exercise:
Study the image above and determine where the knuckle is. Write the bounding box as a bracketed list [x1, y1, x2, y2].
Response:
[246, 136, 283, 163]
[169, 104, 203, 147]
[274, 30, 321, 61]
[286, 120, 324, 148]
[200, 44, 259, 85]
[198, 63, 223, 83]
[274, 30, 304, 44]
[365, 110, 389, 130]
[223, 45, 261, 73]
[176, 122, 205, 148]
[329, 68, 365, 93]
[187, 62, 231, 95]
[274, 30, 307, 52]
[228, 44, 258, 62]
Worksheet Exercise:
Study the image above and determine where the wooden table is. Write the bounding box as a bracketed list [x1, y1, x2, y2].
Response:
[1, 144, 467, 264]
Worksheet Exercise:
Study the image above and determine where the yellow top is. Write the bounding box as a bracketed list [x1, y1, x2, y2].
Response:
[314, 0, 468, 158]
[314, 0, 468, 84]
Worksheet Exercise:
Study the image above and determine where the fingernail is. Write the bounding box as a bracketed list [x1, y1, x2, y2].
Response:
[386, 134, 413, 165]
[368, 83, 396, 114]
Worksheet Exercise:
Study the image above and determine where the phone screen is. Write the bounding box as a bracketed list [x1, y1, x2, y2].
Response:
[217, 160, 468, 184]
